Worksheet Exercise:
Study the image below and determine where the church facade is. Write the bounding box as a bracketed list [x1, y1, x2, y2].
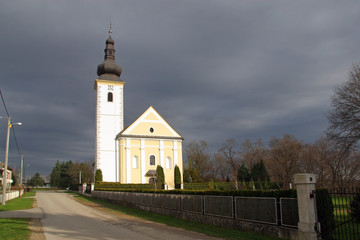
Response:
[94, 32, 183, 188]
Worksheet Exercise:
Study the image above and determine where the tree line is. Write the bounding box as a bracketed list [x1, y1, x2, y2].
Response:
[49, 160, 93, 188]
[184, 64, 360, 190]
[183, 135, 360, 189]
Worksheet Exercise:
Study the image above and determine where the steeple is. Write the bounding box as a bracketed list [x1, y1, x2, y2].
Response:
[97, 24, 122, 81]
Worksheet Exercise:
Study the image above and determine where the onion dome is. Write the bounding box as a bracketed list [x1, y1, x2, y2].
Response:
[97, 35, 122, 81]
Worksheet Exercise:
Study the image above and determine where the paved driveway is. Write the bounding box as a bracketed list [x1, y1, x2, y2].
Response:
[36, 192, 222, 240]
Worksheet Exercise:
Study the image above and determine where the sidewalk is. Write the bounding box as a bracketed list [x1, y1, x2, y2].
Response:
[0, 207, 43, 219]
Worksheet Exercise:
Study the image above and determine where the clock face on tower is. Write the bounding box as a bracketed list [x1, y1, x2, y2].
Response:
[108, 85, 114, 91]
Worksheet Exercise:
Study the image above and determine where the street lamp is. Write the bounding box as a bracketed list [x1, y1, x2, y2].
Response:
[2, 117, 22, 205]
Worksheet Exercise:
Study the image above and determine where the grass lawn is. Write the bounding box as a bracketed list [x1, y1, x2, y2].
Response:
[330, 195, 360, 239]
[0, 191, 35, 240]
[0, 191, 35, 211]
[71, 192, 283, 240]
[0, 218, 31, 240]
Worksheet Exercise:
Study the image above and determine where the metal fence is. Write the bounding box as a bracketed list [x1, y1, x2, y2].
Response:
[318, 188, 360, 240]
[92, 191, 299, 228]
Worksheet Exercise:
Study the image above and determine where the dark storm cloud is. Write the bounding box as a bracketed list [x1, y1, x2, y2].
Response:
[1, 1, 360, 178]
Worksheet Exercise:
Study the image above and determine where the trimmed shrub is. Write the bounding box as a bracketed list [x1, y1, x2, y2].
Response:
[350, 191, 360, 222]
[95, 182, 154, 190]
[156, 165, 165, 189]
[95, 169, 103, 183]
[94, 187, 296, 199]
[316, 189, 335, 238]
[174, 165, 181, 189]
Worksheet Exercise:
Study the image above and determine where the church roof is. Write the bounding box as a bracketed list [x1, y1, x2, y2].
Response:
[116, 106, 183, 140]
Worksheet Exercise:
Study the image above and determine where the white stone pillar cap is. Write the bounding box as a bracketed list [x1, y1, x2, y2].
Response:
[294, 173, 316, 184]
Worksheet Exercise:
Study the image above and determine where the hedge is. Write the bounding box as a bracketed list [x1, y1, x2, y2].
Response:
[95, 182, 155, 190]
[94, 187, 297, 199]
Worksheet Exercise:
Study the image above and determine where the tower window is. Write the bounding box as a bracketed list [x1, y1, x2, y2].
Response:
[107, 92, 113, 102]
[149, 155, 156, 166]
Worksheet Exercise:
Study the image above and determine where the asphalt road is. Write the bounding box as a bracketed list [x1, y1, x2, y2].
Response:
[37, 192, 222, 240]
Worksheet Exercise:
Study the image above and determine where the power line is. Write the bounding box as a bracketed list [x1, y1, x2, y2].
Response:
[0, 89, 10, 117]
[0, 89, 22, 156]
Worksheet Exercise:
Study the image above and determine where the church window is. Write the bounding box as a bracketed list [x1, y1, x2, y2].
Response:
[107, 92, 113, 102]
[133, 156, 138, 168]
[149, 155, 156, 166]
[149, 127, 154, 133]
[166, 157, 172, 169]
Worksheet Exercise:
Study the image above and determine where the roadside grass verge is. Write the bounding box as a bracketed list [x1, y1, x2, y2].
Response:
[0, 192, 35, 240]
[71, 193, 282, 240]
[0, 191, 35, 211]
[0, 218, 31, 240]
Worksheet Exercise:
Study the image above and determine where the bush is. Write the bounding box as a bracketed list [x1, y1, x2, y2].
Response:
[316, 189, 335, 238]
[350, 191, 360, 222]
[156, 165, 165, 189]
[174, 165, 181, 189]
[95, 182, 154, 190]
[95, 169, 103, 183]
[94, 187, 296, 199]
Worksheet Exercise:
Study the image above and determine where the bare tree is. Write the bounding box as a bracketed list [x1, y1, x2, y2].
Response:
[239, 138, 268, 169]
[268, 134, 303, 189]
[218, 138, 240, 189]
[209, 153, 231, 181]
[327, 63, 360, 150]
[185, 140, 211, 182]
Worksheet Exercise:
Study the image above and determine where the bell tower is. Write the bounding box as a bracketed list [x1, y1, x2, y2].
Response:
[94, 26, 124, 182]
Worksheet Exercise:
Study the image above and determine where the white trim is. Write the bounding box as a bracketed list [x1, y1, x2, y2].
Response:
[126, 139, 131, 183]
[160, 140, 164, 168]
[141, 139, 146, 183]
[173, 140, 178, 166]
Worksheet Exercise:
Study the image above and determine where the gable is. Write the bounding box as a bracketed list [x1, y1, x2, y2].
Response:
[118, 106, 182, 139]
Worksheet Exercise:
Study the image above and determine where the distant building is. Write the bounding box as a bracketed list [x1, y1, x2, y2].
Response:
[0, 162, 13, 190]
[94, 31, 183, 188]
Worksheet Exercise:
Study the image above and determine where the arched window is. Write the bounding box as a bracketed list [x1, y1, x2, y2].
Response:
[149, 155, 156, 166]
[166, 157, 172, 169]
[107, 92, 113, 102]
[133, 156, 138, 168]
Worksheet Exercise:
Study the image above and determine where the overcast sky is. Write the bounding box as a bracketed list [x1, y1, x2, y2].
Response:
[1, 1, 360, 180]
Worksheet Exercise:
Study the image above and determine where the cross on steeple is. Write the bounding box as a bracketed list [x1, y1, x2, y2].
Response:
[108, 22, 113, 36]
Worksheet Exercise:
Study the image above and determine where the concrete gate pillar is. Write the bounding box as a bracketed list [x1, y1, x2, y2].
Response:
[294, 173, 317, 240]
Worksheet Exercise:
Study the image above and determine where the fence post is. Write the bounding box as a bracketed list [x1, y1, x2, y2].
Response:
[294, 173, 317, 240]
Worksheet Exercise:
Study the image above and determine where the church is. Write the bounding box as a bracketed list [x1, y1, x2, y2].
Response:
[94, 31, 183, 189]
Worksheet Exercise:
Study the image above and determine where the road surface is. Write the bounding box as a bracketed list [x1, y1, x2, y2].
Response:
[36, 191, 221, 240]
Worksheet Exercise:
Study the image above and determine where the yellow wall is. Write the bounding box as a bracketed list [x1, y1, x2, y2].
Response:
[118, 138, 183, 189]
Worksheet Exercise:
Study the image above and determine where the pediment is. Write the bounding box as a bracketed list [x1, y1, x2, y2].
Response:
[118, 106, 182, 139]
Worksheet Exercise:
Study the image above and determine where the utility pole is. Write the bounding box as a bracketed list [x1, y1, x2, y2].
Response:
[2, 117, 11, 205]
[20, 155, 24, 187]
[2, 117, 22, 205]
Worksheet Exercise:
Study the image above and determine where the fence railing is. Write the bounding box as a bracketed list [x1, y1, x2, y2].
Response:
[92, 191, 299, 228]
[318, 188, 360, 240]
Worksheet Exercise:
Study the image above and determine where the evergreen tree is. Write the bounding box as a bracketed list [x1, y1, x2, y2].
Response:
[250, 160, 269, 182]
[174, 165, 181, 189]
[29, 172, 45, 187]
[237, 164, 250, 182]
[156, 165, 165, 189]
[50, 160, 61, 187]
[95, 169, 103, 183]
